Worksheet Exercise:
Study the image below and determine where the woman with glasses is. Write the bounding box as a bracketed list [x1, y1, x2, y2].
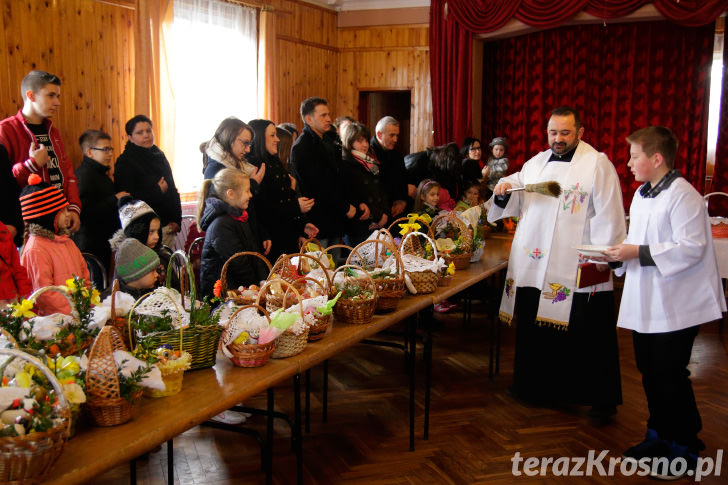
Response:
[247, 119, 318, 262]
[460, 137, 485, 184]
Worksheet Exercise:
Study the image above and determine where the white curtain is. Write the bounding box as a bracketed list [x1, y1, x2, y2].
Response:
[169, 0, 258, 194]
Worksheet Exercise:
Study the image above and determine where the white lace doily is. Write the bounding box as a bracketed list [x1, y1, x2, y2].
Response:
[133, 287, 189, 328]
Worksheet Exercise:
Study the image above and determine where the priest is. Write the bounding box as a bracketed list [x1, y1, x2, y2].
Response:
[488, 106, 626, 418]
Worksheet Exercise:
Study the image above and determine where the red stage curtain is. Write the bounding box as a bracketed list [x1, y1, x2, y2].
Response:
[480, 21, 713, 208]
[430, 0, 727, 146]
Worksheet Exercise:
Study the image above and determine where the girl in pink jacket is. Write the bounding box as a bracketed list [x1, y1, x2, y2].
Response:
[19, 174, 89, 314]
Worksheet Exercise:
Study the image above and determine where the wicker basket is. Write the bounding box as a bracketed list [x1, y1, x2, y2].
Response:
[271, 276, 333, 342]
[401, 231, 441, 294]
[704, 192, 728, 238]
[105, 280, 131, 347]
[432, 211, 473, 270]
[139, 310, 191, 399]
[269, 252, 335, 300]
[0, 348, 72, 484]
[28, 285, 94, 357]
[219, 251, 272, 305]
[221, 304, 276, 367]
[256, 280, 309, 359]
[331, 265, 379, 325]
[85, 326, 143, 427]
[348, 233, 405, 312]
[158, 251, 222, 370]
[439, 274, 453, 286]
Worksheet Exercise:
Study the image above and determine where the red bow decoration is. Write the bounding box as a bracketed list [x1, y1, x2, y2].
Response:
[231, 210, 249, 223]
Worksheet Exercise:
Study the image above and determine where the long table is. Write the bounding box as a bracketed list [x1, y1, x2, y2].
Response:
[46, 236, 512, 484]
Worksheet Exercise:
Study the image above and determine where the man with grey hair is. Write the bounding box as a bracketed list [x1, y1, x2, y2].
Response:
[371, 116, 412, 217]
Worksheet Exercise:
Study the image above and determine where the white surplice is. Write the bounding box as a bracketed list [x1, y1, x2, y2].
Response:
[488, 141, 626, 328]
[616, 177, 726, 333]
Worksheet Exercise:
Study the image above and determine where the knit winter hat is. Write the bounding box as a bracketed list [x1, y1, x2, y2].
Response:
[19, 174, 69, 230]
[118, 196, 157, 231]
[115, 238, 160, 283]
[489, 137, 508, 149]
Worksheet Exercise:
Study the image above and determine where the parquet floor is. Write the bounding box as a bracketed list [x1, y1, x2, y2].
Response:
[93, 297, 728, 484]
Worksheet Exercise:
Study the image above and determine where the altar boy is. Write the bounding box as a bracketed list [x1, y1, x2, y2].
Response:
[604, 126, 725, 479]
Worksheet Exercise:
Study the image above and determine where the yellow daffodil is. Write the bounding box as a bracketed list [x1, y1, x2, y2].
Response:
[62, 382, 86, 404]
[48, 355, 80, 377]
[447, 262, 456, 276]
[65, 278, 77, 293]
[90, 289, 101, 305]
[11, 299, 36, 318]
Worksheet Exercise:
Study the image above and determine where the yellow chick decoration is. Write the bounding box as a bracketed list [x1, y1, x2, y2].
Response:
[233, 331, 251, 345]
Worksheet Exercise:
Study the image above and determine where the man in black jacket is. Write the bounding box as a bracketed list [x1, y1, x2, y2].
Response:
[289, 97, 360, 246]
[371, 116, 413, 217]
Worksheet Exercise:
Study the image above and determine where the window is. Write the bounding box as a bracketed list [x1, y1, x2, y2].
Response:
[169, 0, 258, 194]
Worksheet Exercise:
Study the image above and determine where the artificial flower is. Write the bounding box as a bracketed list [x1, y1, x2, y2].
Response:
[213, 280, 223, 298]
[435, 238, 456, 253]
[11, 299, 36, 319]
[62, 382, 86, 404]
[13, 371, 31, 388]
[447, 262, 456, 276]
[65, 278, 78, 293]
[90, 288, 101, 306]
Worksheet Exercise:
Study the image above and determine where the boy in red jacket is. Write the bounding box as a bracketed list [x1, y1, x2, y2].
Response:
[0, 70, 81, 234]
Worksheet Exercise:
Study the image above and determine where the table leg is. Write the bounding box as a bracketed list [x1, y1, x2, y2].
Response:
[424, 307, 433, 441]
[293, 373, 303, 484]
[129, 458, 136, 485]
[167, 439, 173, 485]
[408, 313, 416, 451]
[322, 359, 329, 423]
[305, 369, 311, 433]
[266, 388, 274, 485]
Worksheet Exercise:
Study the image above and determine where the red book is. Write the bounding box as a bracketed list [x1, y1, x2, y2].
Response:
[576, 262, 611, 288]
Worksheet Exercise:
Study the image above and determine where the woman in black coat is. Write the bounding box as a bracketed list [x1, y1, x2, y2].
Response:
[246, 119, 318, 262]
[340, 122, 389, 246]
[114, 115, 182, 247]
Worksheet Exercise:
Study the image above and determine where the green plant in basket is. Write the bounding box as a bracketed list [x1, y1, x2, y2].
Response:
[189, 297, 220, 327]
[117, 360, 152, 403]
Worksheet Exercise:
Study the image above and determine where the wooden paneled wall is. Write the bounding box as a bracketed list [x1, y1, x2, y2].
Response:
[271, 0, 338, 130]
[337, 25, 432, 153]
[0, 0, 136, 167]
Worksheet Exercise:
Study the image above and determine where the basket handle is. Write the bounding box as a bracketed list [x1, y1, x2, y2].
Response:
[348, 238, 403, 276]
[109, 279, 120, 318]
[28, 285, 74, 314]
[257, 279, 305, 320]
[298, 237, 324, 253]
[165, 250, 196, 310]
[431, 211, 473, 252]
[401, 230, 439, 262]
[220, 251, 273, 294]
[127, 289, 184, 352]
[0, 348, 71, 435]
[269, 252, 334, 290]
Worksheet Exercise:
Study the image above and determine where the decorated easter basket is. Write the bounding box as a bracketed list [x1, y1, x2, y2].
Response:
[257, 280, 309, 359]
[704, 192, 728, 238]
[387, 214, 435, 253]
[299, 277, 333, 341]
[28, 285, 95, 358]
[84, 326, 143, 427]
[400, 231, 441, 294]
[137, 251, 222, 371]
[432, 211, 473, 270]
[220, 304, 276, 368]
[331, 265, 379, 325]
[219, 251, 273, 305]
[348, 231, 405, 312]
[0, 348, 72, 484]
[268, 252, 335, 306]
[127, 292, 190, 398]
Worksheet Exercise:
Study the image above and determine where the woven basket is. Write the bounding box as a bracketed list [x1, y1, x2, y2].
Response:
[161, 251, 222, 370]
[144, 350, 191, 398]
[348, 233, 405, 312]
[439, 274, 453, 286]
[704, 192, 728, 238]
[28, 285, 94, 357]
[105, 280, 131, 347]
[270, 276, 333, 342]
[432, 211, 473, 270]
[257, 280, 309, 359]
[221, 304, 276, 367]
[0, 349, 71, 484]
[401, 231, 441, 294]
[331, 265, 379, 325]
[269, 252, 335, 300]
[85, 326, 143, 427]
[219, 251, 272, 305]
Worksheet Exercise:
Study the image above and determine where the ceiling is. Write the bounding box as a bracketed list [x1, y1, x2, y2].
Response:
[303, 0, 429, 11]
